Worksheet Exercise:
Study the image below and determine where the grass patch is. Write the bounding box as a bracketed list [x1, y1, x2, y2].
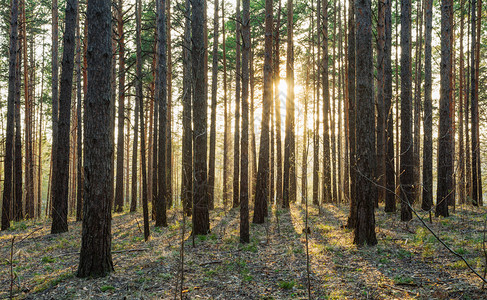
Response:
[101, 285, 115, 292]
[278, 280, 296, 290]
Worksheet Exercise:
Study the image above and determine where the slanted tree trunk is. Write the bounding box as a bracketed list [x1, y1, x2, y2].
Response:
[1, 0, 19, 231]
[208, 0, 219, 210]
[51, 0, 78, 234]
[400, 0, 413, 222]
[181, 0, 192, 216]
[422, 0, 433, 211]
[114, 0, 125, 213]
[192, 0, 210, 235]
[77, 0, 114, 277]
[253, 0, 273, 224]
[354, 0, 377, 246]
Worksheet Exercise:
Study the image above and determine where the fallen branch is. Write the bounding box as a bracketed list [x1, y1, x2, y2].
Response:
[199, 260, 222, 267]
[380, 283, 413, 294]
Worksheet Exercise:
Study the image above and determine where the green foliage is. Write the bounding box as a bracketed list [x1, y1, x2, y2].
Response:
[278, 280, 296, 290]
[41, 256, 55, 263]
[101, 285, 115, 292]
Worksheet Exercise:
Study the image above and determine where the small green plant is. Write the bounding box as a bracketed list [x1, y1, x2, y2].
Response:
[41, 256, 55, 263]
[101, 285, 115, 292]
[159, 272, 173, 280]
[278, 280, 296, 290]
[396, 249, 413, 259]
[393, 275, 414, 285]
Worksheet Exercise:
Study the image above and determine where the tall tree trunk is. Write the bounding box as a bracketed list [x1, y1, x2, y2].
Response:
[208, 0, 219, 210]
[181, 0, 192, 216]
[384, 0, 395, 212]
[250, 47, 257, 200]
[51, 0, 78, 233]
[458, 0, 465, 204]
[274, 0, 283, 206]
[114, 0, 125, 213]
[151, 36, 158, 219]
[436, 0, 452, 217]
[50, 0, 59, 219]
[76, 9, 83, 221]
[346, 0, 357, 228]
[192, 0, 210, 234]
[377, 0, 387, 205]
[321, 0, 331, 205]
[422, 0, 433, 211]
[312, 0, 320, 207]
[400, 0, 413, 221]
[130, 91, 139, 212]
[253, 0, 273, 224]
[137, 0, 149, 241]
[233, 0, 241, 208]
[471, 0, 482, 206]
[240, 0, 250, 243]
[354, 0, 377, 246]
[1, 0, 19, 231]
[166, 0, 173, 209]
[331, 0, 337, 204]
[14, 32, 22, 221]
[77, 0, 114, 277]
[222, 0, 230, 208]
[283, 0, 295, 208]
[156, 0, 168, 227]
[413, 0, 423, 205]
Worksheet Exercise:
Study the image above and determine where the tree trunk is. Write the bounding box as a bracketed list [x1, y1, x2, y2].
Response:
[253, 0, 273, 224]
[458, 0, 465, 205]
[321, 0, 331, 205]
[274, 0, 283, 206]
[156, 0, 168, 227]
[400, 0, 413, 221]
[1, 0, 19, 231]
[354, 0, 377, 246]
[181, 0, 192, 216]
[50, 0, 59, 219]
[208, 0, 219, 210]
[313, 0, 320, 207]
[130, 91, 139, 212]
[384, 0, 395, 213]
[240, 0, 250, 243]
[346, 0, 356, 228]
[377, 0, 387, 205]
[76, 9, 83, 221]
[77, 0, 114, 277]
[192, 0, 210, 235]
[51, 0, 78, 233]
[166, 0, 173, 209]
[233, 0, 241, 208]
[436, 0, 453, 217]
[222, 0, 230, 208]
[422, 0, 433, 211]
[114, 0, 125, 213]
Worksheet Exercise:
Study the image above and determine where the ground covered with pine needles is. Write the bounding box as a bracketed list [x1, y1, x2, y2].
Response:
[1, 203, 487, 299]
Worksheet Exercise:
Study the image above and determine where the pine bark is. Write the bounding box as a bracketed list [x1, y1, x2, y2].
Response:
[114, 0, 125, 213]
[208, 0, 219, 210]
[77, 0, 114, 277]
[400, 0, 413, 221]
[321, 0, 331, 204]
[156, 0, 168, 227]
[436, 0, 453, 217]
[354, 0, 377, 246]
[51, 0, 78, 234]
[253, 0, 273, 224]
[76, 10, 83, 221]
[1, 0, 19, 231]
[233, 0, 241, 208]
[192, 0, 210, 235]
[181, 0, 192, 216]
[422, 0, 433, 211]
[274, 0, 283, 206]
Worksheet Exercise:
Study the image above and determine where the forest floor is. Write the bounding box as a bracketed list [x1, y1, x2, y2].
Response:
[1, 202, 487, 299]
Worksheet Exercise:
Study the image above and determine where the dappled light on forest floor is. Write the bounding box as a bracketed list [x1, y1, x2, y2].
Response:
[1, 205, 487, 299]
